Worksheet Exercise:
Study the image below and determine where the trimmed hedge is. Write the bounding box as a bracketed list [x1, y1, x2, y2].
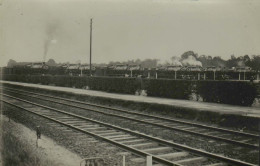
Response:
[2, 75, 138, 94]
[88, 77, 137, 94]
[197, 81, 257, 106]
[1, 75, 258, 106]
[143, 79, 194, 99]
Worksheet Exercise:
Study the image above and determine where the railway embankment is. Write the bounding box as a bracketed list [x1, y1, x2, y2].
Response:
[0, 106, 129, 166]
[0, 116, 82, 166]
[1, 81, 260, 132]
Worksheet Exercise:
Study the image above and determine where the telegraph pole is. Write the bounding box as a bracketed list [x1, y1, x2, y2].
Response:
[90, 18, 93, 76]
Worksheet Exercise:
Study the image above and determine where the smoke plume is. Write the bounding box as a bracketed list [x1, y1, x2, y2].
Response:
[43, 23, 59, 62]
[181, 56, 202, 67]
[171, 56, 183, 66]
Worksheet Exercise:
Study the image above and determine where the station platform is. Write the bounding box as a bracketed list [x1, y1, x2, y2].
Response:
[1, 80, 259, 119]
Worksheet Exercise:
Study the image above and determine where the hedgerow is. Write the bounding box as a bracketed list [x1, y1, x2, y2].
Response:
[143, 79, 194, 99]
[88, 77, 137, 94]
[1, 75, 258, 106]
[197, 81, 257, 106]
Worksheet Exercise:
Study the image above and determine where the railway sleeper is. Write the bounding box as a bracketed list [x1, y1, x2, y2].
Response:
[93, 130, 117, 134]
[175, 157, 207, 165]
[178, 127, 197, 131]
[204, 131, 221, 136]
[248, 150, 258, 154]
[130, 157, 147, 163]
[238, 138, 254, 143]
[142, 118, 159, 122]
[48, 115, 69, 119]
[56, 116, 76, 119]
[130, 157, 162, 165]
[157, 152, 189, 160]
[61, 129, 75, 132]
[98, 131, 123, 136]
[66, 121, 88, 125]
[116, 152, 132, 156]
[71, 123, 92, 126]
[204, 163, 227, 166]
[60, 119, 85, 123]
[75, 124, 100, 128]
[130, 142, 157, 148]
[143, 147, 172, 154]
[117, 139, 146, 144]
[216, 133, 231, 138]
[56, 117, 80, 121]
[152, 127, 164, 131]
[81, 127, 107, 131]
[58, 119, 83, 123]
[112, 136, 137, 141]
[105, 134, 132, 139]
[157, 122, 174, 126]
[168, 125, 189, 128]
[214, 143, 228, 147]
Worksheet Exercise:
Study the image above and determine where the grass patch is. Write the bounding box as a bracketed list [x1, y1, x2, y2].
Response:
[0, 119, 41, 166]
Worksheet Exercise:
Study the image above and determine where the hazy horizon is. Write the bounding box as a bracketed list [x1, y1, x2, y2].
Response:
[1, 0, 260, 67]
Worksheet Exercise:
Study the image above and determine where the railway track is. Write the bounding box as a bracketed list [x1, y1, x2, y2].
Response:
[2, 87, 258, 151]
[1, 95, 257, 166]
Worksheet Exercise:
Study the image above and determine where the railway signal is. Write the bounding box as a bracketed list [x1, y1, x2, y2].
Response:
[36, 126, 41, 139]
[36, 125, 41, 147]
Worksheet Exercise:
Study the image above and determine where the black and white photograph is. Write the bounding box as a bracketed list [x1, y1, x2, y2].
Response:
[0, 0, 260, 165]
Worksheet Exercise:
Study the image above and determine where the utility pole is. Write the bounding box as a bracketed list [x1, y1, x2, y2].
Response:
[90, 18, 93, 76]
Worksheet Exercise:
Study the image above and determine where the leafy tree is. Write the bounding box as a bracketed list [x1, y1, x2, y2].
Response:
[181, 51, 198, 60]
[141, 59, 159, 68]
[212, 56, 226, 67]
[248, 55, 260, 71]
[7, 59, 17, 67]
[198, 55, 212, 67]
[226, 55, 238, 68]
[46, 59, 56, 66]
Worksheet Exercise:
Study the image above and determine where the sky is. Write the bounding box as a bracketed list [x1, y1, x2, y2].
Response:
[0, 0, 260, 66]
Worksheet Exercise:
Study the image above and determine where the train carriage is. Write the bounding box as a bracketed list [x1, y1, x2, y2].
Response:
[2, 61, 259, 81]
[79, 64, 96, 76]
[66, 64, 80, 76]
[127, 64, 143, 77]
[106, 64, 128, 77]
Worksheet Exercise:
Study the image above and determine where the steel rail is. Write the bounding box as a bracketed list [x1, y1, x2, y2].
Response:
[1, 100, 181, 166]
[2, 86, 258, 139]
[2, 90, 258, 150]
[0, 95, 256, 166]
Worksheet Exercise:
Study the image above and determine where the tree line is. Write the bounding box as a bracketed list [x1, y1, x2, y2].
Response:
[6, 51, 260, 71]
